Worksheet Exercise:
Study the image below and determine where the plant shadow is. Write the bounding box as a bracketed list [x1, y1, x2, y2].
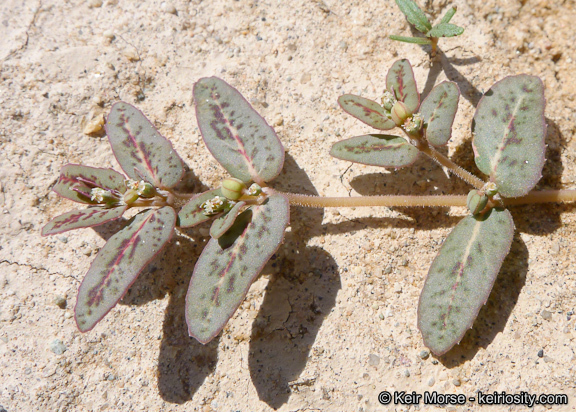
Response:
[248, 153, 340, 409]
[438, 232, 528, 366]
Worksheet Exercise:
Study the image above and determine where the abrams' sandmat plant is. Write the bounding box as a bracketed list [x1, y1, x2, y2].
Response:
[43, 61, 576, 356]
[390, 0, 464, 56]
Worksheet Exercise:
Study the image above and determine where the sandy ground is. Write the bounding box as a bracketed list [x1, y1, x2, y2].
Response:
[1, 0, 576, 411]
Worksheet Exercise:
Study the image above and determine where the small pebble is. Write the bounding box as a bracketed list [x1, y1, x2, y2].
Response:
[368, 354, 380, 367]
[49, 339, 67, 355]
[419, 349, 430, 360]
[453, 378, 461, 386]
[540, 309, 552, 320]
[537, 349, 544, 358]
[427, 377, 435, 387]
[300, 73, 311, 84]
[103, 30, 115, 40]
[83, 113, 105, 135]
[89, 0, 103, 7]
[404, 369, 410, 377]
[0, 406, 7, 412]
[162, 2, 177, 15]
[383, 266, 393, 275]
[53, 295, 67, 309]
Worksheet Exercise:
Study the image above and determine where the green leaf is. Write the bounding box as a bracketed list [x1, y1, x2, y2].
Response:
[41, 206, 127, 236]
[439, 6, 457, 24]
[105, 102, 185, 189]
[53, 164, 126, 204]
[428, 22, 464, 38]
[389, 35, 432, 45]
[210, 201, 246, 239]
[178, 188, 222, 228]
[472, 75, 546, 197]
[330, 134, 419, 168]
[338, 95, 395, 130]
[418, 208, 514, 355]
[75, 207, 176, 332]
[193, 77, 285, 185]
[386, 59, 420, 114]
[419, 81, 460, 146]
[185, 194, 289, 344]
[395, 0, 432, 33]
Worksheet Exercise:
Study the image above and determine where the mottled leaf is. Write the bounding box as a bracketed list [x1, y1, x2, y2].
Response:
[185, 194, 289, 344]
[428, 22, 464, 38]
[472, 75, 545, 197]
[439, 6, 457, 24]
[386, 59, 420, 114]
[53, 164, 126, 204]
[105, 102, 185, 188]
[178, 188, 222, 228]
[194, 77, 285, 185]
[420, 81, 460, 146]
[338, 95, 395, 130]
[210, 201, 246, 239]
[389, 35, 432, 45]
[395, 0, 432, 33]
[41, 206, 127, 236]
[418, 208, 514, 355]
[75, 207, 176, 332]
[330, 134, 419, 168]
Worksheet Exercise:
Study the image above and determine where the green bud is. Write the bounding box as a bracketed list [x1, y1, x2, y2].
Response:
[123, 188, 140, 205]
[136, 180, 156, 198]
[391, 101, 412, 126]
[467, 190, 488, 215]
[221, 178, 246, 201]
[403, 113, 423, 135]
[483, 182, 498, 197]
[247, 183, 262, 196]
[381, 91, 396, 111]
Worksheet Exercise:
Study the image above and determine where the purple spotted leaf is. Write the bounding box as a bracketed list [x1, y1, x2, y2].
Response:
[386, 59, 420, 114]
[330, 134, 419, 168]
[338, 95, 396, 130]
[75, 207, 176, 332]
[194, 77, 285, 185]
[420, 81, 460, 146]
[105, 102, 185, 189]
[185, 194, 289, 344]
[472, 75, 546, 197]
[53, 164, 127, 204]
[210, 201, 246, 239]
[178, 188, 222, 228]
[418, 208, 515, 355]
[42, 206, 127, 236]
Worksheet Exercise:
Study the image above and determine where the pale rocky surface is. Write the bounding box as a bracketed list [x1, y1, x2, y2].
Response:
[1, 0, 576, 411]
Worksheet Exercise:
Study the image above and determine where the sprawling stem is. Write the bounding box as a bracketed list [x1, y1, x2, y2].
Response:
[504, 190, 576, 205]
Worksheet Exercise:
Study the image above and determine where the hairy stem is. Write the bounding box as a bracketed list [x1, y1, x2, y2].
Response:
[504, 190, 576, 205]
[418, 144, 485, 189]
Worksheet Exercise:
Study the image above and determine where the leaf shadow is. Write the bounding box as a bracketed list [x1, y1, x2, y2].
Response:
[248, 153, 340, 409]
[437, 232, 528, 366]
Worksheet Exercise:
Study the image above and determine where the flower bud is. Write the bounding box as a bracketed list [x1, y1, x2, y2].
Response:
[136, 180, 156, 198]
[390, 101, 412, 126]
[123, 188, 140, 205]
[380, 91, 396, 111]
[467, 190, 488, 215]
[483, 182, 498, 197]
[221, 178, 246, 201]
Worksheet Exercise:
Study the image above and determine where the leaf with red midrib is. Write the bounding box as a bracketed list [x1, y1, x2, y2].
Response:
[386, 59, 420, 114]
[338, 95, 396, 130]
[185, 194, 289, 344]
[42, 206, 127, 236]
[330, 134, 419, 168]
[75, 207, 176, 332]
[105, 102, 185, 189]
[53, 164, 127, 204]
[420, 81, 460, 147]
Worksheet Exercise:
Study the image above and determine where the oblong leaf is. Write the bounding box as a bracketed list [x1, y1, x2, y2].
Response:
[105, 102, 185, 188]
[185, 194, 289, 344]
[420, 81, 460, 146]
[395, 0, 432, 33]
[41, 206, 127, 236]
[53, 164, 127, 204]
[194, 77, 285, 184]
[210, 201, 246, 239]
[386, 59, 420, 114]
[439, 7, 457, 24]
[338, 95, 395, 130]
[418, 208, 514, 355]
[75, 207, 176, 332]
[389, 35, 432, 45]
[472, 75, 546, 197]
[330, 134, 419, 168]
[428, 23, 464, 38]
[177, 188, 222, 228]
